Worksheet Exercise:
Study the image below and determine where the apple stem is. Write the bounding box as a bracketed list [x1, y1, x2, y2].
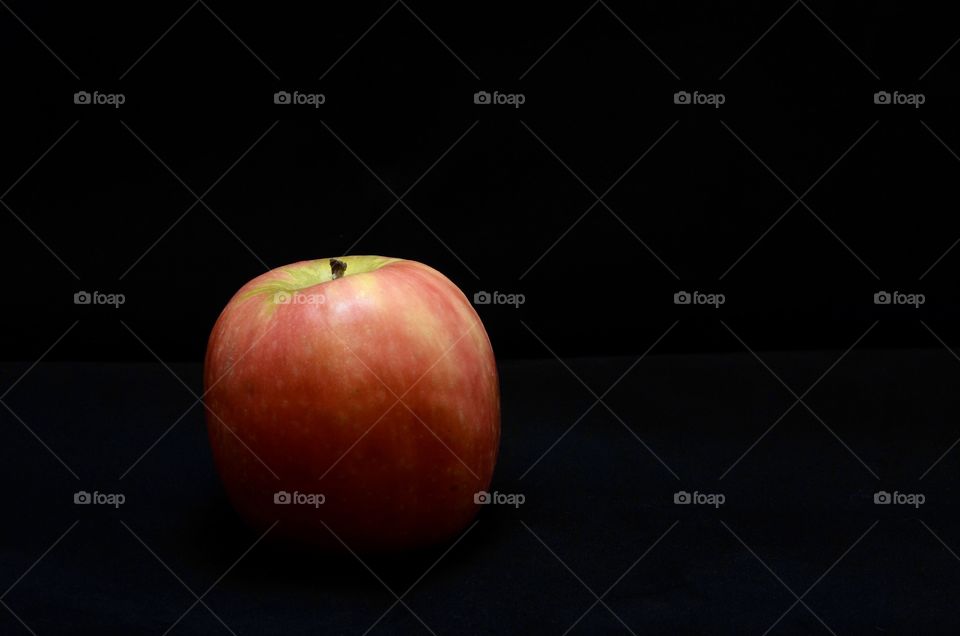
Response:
[331, 258, 347, 280]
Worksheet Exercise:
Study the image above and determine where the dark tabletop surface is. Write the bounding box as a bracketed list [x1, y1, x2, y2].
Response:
[2, 350, 960, 634]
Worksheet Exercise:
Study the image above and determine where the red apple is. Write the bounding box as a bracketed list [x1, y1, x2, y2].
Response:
[204, 256, 500, 551]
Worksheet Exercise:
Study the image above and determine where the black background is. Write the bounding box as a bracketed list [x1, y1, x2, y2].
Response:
[3, 1, 960, 634]
[2, 0, 959, 361]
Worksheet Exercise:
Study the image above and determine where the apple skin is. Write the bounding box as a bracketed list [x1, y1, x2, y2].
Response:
[204, 256, 500, 552]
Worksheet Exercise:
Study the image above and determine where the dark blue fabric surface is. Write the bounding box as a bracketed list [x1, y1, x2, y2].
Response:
[1, 352, 958, 634]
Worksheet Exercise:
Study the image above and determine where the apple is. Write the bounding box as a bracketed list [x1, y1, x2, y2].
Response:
[204, 256, 500, 552]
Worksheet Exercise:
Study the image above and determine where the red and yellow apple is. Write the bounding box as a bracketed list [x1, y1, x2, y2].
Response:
[204, 256, 500, 551]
